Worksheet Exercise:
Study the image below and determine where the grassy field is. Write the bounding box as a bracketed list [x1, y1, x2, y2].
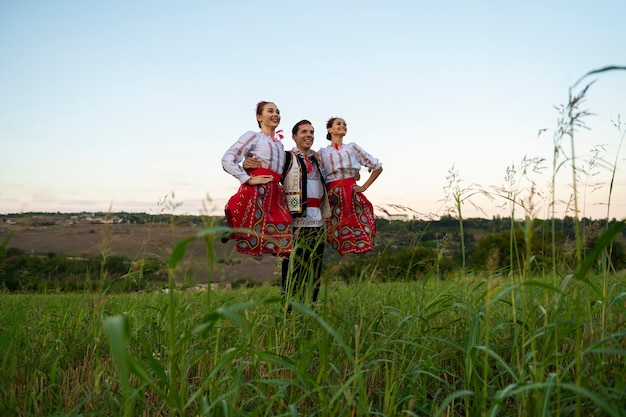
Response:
[1, 221, 280, 284]
[1, 271, 625, 416]
[2, 65, 625, 416]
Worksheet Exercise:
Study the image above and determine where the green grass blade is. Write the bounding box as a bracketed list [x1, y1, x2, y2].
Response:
[575, 221, 624, 280]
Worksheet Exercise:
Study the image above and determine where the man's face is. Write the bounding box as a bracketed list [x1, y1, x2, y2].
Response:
[293, 123, 314, 152]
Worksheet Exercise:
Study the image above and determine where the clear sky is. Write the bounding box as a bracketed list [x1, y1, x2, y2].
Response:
[1, 1, 625, 220]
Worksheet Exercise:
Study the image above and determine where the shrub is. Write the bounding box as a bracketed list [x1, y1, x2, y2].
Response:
[334, 245, 449, 283]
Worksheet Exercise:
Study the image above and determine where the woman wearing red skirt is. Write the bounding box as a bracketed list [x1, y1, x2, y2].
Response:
[319, 117, 383, 255]
[221, 101, 293, 257]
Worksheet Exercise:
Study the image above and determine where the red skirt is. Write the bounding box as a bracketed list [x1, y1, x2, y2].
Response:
[224, 168, 293, 256]
[326, 178, 376, 255]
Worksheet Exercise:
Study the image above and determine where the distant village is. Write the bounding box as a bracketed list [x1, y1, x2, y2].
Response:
[2, 205, 419, 227]
[2, 212, 173, 226]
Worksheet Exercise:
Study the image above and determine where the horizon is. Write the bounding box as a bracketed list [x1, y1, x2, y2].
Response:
[2, 210, 624, 223]
[2, 2, 625, 220]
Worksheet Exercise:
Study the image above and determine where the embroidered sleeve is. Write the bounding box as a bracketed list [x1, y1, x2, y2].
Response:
[221, 131, 257, 184]
[350, 142, 382, 171]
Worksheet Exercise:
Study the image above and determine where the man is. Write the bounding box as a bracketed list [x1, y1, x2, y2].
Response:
[281, 120, 330, 304]
[246, 120, 330, 304]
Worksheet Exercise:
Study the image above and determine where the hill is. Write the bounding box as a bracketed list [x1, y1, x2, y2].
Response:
[3, 212, 624, 287]
[0, 216, 279, 285]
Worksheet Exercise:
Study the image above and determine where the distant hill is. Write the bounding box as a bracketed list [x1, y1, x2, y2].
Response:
[0, 215, 279, 284]
[3, 212, 624, 285]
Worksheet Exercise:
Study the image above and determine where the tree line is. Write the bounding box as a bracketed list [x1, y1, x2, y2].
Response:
[1, 213, 624, 292]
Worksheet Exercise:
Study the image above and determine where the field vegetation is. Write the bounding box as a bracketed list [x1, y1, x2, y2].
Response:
[1, 66, 625, 416]
[1, 271, 625, 416]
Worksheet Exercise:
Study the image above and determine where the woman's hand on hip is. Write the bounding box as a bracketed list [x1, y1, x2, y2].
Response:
[247, 175, 274, 185]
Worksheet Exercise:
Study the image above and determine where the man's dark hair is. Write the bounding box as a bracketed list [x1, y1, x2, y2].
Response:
[292, 119, 313, 136]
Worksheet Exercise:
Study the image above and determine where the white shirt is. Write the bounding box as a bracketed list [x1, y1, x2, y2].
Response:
[319, 142, 382, 183]
[221, 131, 286, 184]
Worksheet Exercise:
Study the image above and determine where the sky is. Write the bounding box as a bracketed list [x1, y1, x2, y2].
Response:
[1, 0, 625, 220]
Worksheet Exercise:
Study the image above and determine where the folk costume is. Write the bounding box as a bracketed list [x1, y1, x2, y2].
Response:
[222, 131, 292, 256]
[281, 149, 330, 302]
[319, 142, 382, 255]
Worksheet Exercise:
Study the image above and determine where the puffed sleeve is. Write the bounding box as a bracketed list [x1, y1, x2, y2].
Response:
[351, 143, 382, 171]
[221, 131, 257, 184]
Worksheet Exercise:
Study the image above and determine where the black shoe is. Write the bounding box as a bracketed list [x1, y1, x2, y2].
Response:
[220, 232, 234, 243]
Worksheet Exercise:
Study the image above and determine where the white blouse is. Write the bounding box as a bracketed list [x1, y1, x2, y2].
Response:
[319, 142, 382, 183]
[221, 131, 287, 184]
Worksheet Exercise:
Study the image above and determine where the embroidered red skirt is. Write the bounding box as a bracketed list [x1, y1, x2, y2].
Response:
[224, 168, 293, 256]
[326, 178, 376, 255]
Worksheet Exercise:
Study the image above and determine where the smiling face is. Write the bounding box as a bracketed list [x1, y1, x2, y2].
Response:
[292, 122, 314, 153]
[326, 117, 347, 139]
[256, 102, 281, 129]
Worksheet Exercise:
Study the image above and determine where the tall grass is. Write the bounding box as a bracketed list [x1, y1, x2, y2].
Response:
[1, 270, 625, 416]
[545, 66, 626, 269]
[441, 165, 491, 271]
[491, 156, 546, 277]
[1, 66, 626, 416]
